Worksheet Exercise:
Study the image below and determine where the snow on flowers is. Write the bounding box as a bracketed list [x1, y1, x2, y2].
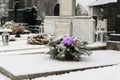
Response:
[47, 35, 91, 61]
[2, 21, 14, 29]
[27, 33, 54, 45]
[63, 35, 75, 47]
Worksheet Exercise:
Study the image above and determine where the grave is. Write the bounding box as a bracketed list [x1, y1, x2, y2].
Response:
[44, 0, 95, 43]
[0, 34, 120, 80]
[8, 6, 41, 33]
[8, 9, 25, 23]
[0, 51, 120, 80]
[0, 34, 49, 55]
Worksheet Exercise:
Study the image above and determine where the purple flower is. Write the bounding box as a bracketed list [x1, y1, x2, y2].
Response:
[63, 36, 75, 47]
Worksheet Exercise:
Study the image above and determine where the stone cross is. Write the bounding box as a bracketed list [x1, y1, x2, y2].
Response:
[60, 0, 76, 16]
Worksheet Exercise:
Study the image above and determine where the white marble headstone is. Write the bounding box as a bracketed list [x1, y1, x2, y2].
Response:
[55, 21, 71, 36]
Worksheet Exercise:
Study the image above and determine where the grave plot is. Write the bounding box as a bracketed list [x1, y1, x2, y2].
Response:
[0, 50, 120, 80]
[0, 35, 49, 55]
[0, 40, 49, 55]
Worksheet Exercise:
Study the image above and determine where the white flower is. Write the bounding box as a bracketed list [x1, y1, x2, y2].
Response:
[3, 21, 14, 29]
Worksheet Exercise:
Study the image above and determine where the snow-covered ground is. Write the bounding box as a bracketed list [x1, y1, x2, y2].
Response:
[34, 64, 120, 80]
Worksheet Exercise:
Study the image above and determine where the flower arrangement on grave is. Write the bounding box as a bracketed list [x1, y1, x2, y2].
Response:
[0, 21, 14, 33]
[11, 25, 25, 37]
[47, 35, 91, 61]
[27, 33, 54, 45]
[2, 21, 14, 29]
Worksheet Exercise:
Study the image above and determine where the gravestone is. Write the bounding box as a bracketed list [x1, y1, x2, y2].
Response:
[60, 0, 76, 16]
[44, 0, 95, 43]
[54, 0, 76, 36]
[8, 9, 25, 23]
[55, 20, 72, 36]
[24, 6, 37, 25]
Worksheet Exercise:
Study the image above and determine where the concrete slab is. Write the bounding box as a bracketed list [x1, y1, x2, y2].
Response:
[0, 48, 49, 56]
[86, 42, 106, 50]
[33, 64, 120, 80]
[0, 34, 31, 41]
[0, 39, 49, 53]
[0, 50, 120, 79]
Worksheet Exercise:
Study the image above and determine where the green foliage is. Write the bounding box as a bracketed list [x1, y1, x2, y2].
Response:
[47, 36, 91, 61]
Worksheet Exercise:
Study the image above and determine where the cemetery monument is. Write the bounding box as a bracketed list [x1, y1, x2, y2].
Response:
[44, 0, 95, 43]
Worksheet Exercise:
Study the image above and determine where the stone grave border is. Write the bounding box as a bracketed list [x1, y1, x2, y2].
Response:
[0, 63, 119, 80]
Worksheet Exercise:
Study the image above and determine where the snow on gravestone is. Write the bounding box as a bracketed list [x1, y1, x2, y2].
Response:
[55, 21, 72, 36]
